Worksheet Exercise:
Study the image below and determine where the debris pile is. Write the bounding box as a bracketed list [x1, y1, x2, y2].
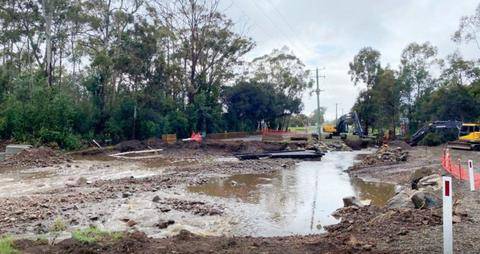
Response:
[159, 198, 224, 216]
[0, 147, 70, 168]
[351, 145, 408, 170]
[308, 140, 352, 152]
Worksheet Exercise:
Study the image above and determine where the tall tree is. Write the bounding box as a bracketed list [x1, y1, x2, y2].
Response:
[348, 47, 381, 89]
[453, 3, 480, 51]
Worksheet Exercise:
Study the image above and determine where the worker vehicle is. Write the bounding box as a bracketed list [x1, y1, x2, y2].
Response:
[322, 124, 336, 135]
[447, 123, 480, 150]
[324, 112, 366, 139]
[409, 121, 461, 146]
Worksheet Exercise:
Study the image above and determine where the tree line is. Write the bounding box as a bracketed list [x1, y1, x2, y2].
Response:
[0, 0, 312, 149]
[349, 4, 480, 137]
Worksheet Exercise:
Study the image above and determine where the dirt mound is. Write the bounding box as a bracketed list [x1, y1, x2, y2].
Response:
[115, 140, 146, 152]
[351, 144, 409, 170]
[1, 147, 70, 168]
[114, 138, 301, 154]
[325, 205, 441, 248]
[386, 140, 412, 150]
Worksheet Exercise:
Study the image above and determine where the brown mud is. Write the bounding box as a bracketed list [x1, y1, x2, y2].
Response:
[3, 140, 480, 253]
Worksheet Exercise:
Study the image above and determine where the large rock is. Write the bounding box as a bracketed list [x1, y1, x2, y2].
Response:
[387, 188, 415, 209]
[417, 174, 441, 190]
[410, 167, 436, 189]
[411, 190, 441, 209]
[343, 196, 364, 207]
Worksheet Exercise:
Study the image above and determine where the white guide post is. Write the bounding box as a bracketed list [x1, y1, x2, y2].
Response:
[443, 176, 453, 254]
[468, 160, 475, 191]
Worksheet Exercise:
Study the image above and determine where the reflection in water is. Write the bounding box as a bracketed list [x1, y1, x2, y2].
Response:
[188, 151, 396, 236]
[350, 177, 396, 206]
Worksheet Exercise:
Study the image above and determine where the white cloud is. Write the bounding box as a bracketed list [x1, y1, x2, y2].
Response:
[221, 0, 480, 120]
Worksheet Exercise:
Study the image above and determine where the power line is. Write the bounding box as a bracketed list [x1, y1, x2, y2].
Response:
[263, 0, 312, 51]
[230, 1, 278, 42]
[244, 0, 309, 56]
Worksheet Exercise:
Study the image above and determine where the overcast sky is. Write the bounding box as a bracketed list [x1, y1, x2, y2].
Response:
[219, 0, 480, 120]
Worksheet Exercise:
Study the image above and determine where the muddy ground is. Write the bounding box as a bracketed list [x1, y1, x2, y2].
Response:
[2, 140, 479, 253]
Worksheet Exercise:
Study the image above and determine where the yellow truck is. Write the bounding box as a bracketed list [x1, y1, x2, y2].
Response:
[448, 123, 480, 150]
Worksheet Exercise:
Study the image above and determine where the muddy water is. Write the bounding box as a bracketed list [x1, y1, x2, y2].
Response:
[188, 151, 395, 236]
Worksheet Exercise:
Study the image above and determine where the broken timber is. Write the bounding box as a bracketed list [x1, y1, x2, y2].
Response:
[110, 149, 164, 160]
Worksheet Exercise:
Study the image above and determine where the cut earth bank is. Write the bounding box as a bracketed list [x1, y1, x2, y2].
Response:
[1, 139, 478, 253]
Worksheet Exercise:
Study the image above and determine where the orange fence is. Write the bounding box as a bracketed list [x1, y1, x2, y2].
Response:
[441, 149, 480, 189]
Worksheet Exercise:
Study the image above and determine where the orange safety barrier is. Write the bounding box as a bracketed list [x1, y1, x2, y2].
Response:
[441, 149, 480, 189]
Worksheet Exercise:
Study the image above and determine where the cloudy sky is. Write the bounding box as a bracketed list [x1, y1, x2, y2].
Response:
[219, 0, 479, 120]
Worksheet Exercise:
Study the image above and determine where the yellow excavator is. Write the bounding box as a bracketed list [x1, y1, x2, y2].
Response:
[447, 123, 480, 150]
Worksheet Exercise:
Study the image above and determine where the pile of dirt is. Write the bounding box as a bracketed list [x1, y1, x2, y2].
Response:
[350, 144, 408, 170]
[386, 140, 412, 150]
[0, 147, 70, 168]
[325, 205, 442, 248]
[309, 140, 352, 152]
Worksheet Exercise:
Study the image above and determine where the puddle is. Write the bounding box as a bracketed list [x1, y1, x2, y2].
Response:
[188, 151, 396, 236]
[350, 177, 396, 206]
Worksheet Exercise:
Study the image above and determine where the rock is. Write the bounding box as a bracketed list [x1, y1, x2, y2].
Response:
[152, 195, 161, 203]
[156, 219, 175, 229]
[411, 190, 441, 209]
[417, 174, 441, 189]
[454, 206, 468, 217]
[176, 229, 194, 240]
[410, 167, 436, 189]
[126, 219, 137, 227]
[122, 192, 132, 198]
[387, 189, 414, 208]
[89, 215, 99, 221]
[76, 177, 88, 185]
[342, 196, 364, 208]
[159, 207, 171, 213]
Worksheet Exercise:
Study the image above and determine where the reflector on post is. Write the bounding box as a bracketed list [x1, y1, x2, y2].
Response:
[443, 176, 453, 254]
[468, 160, 475, 191]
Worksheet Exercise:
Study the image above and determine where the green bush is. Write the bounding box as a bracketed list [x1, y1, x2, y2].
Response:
[419, 132, 443, 146]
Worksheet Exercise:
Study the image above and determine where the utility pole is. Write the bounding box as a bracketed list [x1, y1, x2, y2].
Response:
[315, 68, 325, 138]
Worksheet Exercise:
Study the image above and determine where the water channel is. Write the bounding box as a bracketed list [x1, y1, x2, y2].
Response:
[189, 151, 396, 236]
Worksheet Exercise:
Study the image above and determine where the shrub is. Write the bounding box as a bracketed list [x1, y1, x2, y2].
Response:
[419, 132, 443, 146]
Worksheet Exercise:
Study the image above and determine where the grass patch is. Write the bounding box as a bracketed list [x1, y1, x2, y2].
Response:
[0, 236, 18, 254]
[72, 227, 124, 244]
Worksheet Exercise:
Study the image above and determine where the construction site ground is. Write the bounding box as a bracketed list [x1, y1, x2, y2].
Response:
[1, 139, 479, 253]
